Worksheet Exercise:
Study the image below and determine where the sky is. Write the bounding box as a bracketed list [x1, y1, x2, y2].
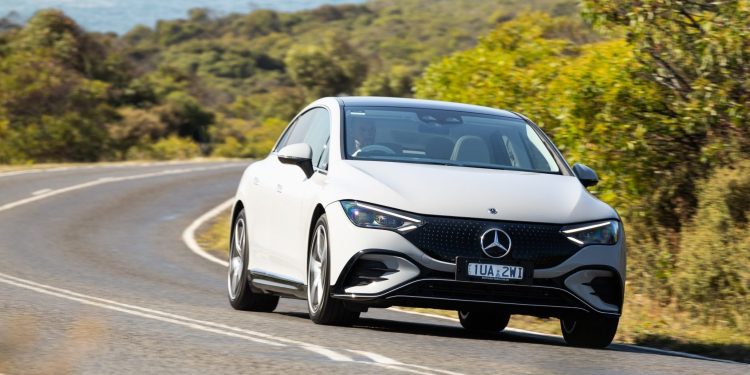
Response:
[0, 0, 366, 34]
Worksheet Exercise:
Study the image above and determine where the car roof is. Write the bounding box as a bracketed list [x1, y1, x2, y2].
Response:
[335, 96, 522, 120]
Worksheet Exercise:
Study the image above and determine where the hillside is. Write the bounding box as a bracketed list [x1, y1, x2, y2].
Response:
[0, 0, 579, 162]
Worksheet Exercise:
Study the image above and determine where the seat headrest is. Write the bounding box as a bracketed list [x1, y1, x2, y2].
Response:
[451, 135, 490, 164]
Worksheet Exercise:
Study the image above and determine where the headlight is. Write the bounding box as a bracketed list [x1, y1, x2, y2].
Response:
[340, 201, 423, 233]
[561, 221, 620, 246]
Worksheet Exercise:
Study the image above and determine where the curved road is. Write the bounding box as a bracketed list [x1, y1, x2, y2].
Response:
[0, 161, 745, 374]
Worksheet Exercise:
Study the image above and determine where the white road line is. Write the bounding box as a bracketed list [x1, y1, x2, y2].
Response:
[0, 166, 74, 178]
[387, 307, 459, 322]
[0, 272, 465, 373]
[610, 343, 746, 366]
[0, 275, 284, 347]
[301, 346, 353, 362]
[348, 349, 402, 364]
[31, 188, 53, 196]
[367, 365, 436, 375]
[345, 350, 441, 375]
[391, 308, 747, 366]
[0, 159, 240, 179]
[349, 350, 465, 375]
[0, 165, 237, 214]
[389, 307, 563, 339]
[182, 198, 234, 267]
[0, 162, 467, 373]
[0, 271, 358, 363]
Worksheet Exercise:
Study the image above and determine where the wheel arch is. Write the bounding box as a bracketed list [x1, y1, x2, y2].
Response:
[306, 204, 327, 268]
[231, 200, 245, 234]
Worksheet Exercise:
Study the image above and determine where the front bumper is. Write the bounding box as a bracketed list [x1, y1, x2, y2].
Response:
[331, 251, 622, 318]
[325, 202, 626, 318]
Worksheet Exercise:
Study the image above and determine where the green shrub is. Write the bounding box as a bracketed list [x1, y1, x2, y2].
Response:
[625, 220, 678, 303]
[210, 117, 287, 158]
[674, 160, 750, 330]
[126, 135, 201, 160]
[211, 136, 244, 158]
[109, 107, 167, 159]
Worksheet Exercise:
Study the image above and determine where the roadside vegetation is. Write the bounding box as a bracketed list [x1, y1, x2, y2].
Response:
[195, 209, 231, 261]
[4, 0, 748, 362]
[414, 2, 750, 361]
[0, 0, 566, 164]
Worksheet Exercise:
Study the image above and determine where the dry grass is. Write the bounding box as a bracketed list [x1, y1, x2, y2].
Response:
[195, 208, 232, 260]
[397, 294, 750, 362]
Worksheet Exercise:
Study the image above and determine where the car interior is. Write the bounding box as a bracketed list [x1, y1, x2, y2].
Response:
[345, 109, 559, 173]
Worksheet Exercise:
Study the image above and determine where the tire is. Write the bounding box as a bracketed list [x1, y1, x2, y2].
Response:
[560, 316, 619, 348]
[307, 214, 360, 325]
[227, 209, 279, 312]
[458, 310, 511, 332]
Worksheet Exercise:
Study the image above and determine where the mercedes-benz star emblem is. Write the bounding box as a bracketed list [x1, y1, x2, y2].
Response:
[480, 228, 512, 258]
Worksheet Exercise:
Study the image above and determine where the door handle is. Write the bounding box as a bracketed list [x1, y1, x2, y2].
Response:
[276, 184, 283, 193]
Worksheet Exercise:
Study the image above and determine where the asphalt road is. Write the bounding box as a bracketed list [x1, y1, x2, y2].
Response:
[0, 160, 745, 374]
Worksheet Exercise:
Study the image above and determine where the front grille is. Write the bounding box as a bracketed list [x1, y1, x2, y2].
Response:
[403, 216, 580, 268]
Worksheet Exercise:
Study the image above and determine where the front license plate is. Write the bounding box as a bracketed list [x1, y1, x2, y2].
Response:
[456, 258, 533, 284]
[468, 263, 524, 280]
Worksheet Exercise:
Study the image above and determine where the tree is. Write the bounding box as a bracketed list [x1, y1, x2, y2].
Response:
[416, 13, 575, 116]
[358, 64, 418, 97]
[284, 35, 367, 97]
[230, 10, 282, 38]
[582, 0, 750, 225]
[0, 11, 118, 162]
[674, 161, 750, 330]
[416, 14, 669, 213]
[156, 92, 214, 143]
[108, 107, 167, 159]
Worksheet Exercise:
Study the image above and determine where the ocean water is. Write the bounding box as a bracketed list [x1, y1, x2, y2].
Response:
[0, 0, 367, 34]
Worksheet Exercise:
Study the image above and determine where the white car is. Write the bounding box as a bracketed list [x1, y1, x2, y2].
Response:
[228, 97, 625, 348]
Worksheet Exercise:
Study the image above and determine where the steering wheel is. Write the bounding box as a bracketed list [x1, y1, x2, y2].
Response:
[353, 144, 397, 157]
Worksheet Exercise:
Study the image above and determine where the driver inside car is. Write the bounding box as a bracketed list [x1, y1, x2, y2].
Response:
[349, 117, 376, 156]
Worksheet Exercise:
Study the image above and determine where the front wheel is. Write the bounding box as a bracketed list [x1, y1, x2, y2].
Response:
[560, 316, 619, 348]
[227, 209, 279, 311]
[307, 214, 359, 325]
[458, 310, 511, 332]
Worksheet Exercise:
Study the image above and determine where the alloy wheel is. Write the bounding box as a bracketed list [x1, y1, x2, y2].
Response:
[307, 224, 327, 313]
[228, 217, 246, 300]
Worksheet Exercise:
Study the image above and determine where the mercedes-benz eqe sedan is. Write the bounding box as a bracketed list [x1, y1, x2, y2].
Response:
[228, 97, 625, 348]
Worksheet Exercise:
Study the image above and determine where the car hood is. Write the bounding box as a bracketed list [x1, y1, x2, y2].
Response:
[326, 160, 618, 224]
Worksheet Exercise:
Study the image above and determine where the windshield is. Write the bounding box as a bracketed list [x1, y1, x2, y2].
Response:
[343, 106, 561, 174]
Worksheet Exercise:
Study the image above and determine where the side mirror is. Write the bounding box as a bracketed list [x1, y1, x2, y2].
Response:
[572, 163, 598, 187]
[278, 143, 314, 178]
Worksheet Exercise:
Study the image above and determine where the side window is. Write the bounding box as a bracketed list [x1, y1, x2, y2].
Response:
[275, 119, 299, 151]
[277, 115, 312, 151]
[301, 108, 331, 169]
[276, 107, 331, 169]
